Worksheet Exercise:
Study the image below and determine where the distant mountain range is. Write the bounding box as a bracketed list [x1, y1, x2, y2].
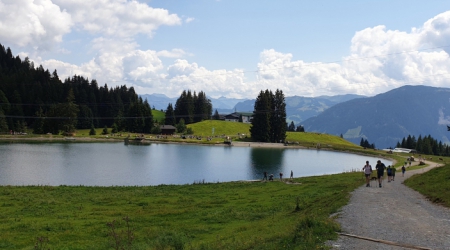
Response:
[301, 85, 450, 149]
[141, 86, 450, 149]
[140, 93, 363, 124]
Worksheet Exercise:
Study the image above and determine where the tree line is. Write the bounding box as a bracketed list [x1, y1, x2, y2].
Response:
[250, 89, 287, 143]
[360, 138, 375, 149]
[0, 44, 154, 135]
[164, 90, 212, 133]
[396, 134, 450, 156]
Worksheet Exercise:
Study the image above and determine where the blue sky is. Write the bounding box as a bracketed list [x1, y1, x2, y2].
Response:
[2, 0, 450, 99]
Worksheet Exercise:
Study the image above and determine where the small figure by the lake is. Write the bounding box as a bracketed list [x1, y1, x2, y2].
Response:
[263, 171, 268, 181]
[279, 172, 283, 180]
[290, 170, 293, 179]
[269, 174, 274, 181]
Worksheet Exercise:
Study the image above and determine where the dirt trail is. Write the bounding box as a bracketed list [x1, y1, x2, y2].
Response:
[328, 160, 450, 250]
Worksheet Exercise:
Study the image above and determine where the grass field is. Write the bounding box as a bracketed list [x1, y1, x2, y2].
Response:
[0, 172, 364, 249]
[404, 161, 450, 207]
[2, 120, 448, 249]
[152, 109, 165, 123]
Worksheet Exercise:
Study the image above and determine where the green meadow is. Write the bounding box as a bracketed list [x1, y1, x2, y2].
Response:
[0, 173, 364, 249]
[1, 120, 448, 249]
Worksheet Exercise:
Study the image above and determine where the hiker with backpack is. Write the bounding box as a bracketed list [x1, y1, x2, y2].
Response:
[387, 165, 392, 182]
[362, 161, 372, 187]
[402, 165, 406, 177]
[375, 160, 386, 188]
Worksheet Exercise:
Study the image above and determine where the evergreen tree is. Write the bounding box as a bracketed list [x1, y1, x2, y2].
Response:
[0, 110, 8, 133]
[213, 109, 220, 120]
[165, 103, 176, 125]
[89, 124, 96, 135]
[102, 125, 109, 135]
[269, 89, 287, 143]
[32, 107, 45, 134]
[288, 121, 295, 131]
[142, 99, 154, 133]
[176, 118, 187, 133]
[250, 90, 271, 142]
[111, 123, 118, 134]
[296, 125, 305, 132]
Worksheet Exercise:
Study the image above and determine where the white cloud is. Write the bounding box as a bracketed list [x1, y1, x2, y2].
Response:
[52, 0, 182, 38]
[0, 0, 72, 50]
[251, 11, 450, 98]
[13, 7, 450, 99]
[157, 49, 189, 58]
[185, 17, 195, 23]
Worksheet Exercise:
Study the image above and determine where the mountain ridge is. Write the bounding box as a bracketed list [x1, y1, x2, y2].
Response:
[301, 85, 450, 149]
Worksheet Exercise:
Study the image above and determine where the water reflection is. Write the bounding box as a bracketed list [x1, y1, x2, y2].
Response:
[250, 148, 285, 178]
[0, 142, 392, 186]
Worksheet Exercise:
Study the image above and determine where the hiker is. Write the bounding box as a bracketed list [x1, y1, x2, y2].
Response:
[269, 174, 274, 181]
[402, 165, 406, 177]
[263, 171, 268, 181]
[362, 161, 372, 187]
[375, 160, 386, 188]
[279, 172, 283, 180]
[387, 165, 392, 182]
[391, 166, 396, 181]
[290, 170, 293, 179]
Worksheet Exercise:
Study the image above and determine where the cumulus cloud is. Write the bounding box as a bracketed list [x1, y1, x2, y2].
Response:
[0, 0, 181, 54]
[10, 6, 450, 99]
[252, 11, 450, 98]
[157, 49, 189, 58]
[52, 0, 182, 38]
[0, 0, 72, 50]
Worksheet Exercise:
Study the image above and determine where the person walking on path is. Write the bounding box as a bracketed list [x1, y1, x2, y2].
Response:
[263, 171, 268, 181]
[391, 166, 396, 181]
[327, 161, 450, 249]
[402, 165, 406, 177]
[290, 170, 293, 179]
[387, 165, 392, 182]
[362, 161, 372, 187]
[279, 172, 283, 180]
[375, 160, 386, 187]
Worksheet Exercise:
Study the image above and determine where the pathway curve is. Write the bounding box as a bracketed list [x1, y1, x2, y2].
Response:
[328, 160, 450, 250]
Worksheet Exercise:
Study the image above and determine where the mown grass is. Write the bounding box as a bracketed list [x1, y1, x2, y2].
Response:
[0, 172, 364, 249]
[152, 109, 165, 123]
[404, 162, 450, 207]
[187, 120, 251, 137]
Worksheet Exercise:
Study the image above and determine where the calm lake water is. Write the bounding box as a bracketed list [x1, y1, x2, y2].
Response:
[0, 142, 392, 186]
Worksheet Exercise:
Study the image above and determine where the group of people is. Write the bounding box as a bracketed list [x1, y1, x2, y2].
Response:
[263, 170, 294, 181]
[362, 160, 406, 188]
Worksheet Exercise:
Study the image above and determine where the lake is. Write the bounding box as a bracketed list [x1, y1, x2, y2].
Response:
[0, 142, 392, 186]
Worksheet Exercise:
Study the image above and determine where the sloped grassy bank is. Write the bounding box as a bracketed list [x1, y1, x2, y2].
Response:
[0, 172, 363, 249]
[404, 163, 450, 208]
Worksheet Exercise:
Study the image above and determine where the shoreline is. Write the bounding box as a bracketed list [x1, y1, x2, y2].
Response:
[0, 135, 397, 164]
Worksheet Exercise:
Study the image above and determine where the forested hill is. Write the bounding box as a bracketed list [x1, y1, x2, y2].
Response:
[0, 44, 154, 134]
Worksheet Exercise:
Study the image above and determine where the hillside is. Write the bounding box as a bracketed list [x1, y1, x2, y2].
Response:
[302, 85, 450, 149]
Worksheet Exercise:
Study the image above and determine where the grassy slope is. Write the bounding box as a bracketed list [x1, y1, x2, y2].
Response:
[404, 160, 450, 207]
[152, 109, 165, 123]
[0, 173, 363, 249]
[187, 120, 251, 137]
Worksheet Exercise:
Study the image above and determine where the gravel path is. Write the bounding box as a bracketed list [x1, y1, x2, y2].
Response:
[327, 160, 450, 250]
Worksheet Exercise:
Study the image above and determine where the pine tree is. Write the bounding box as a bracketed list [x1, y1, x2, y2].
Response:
[213, 109, 220, 120]
[165, 103, 176, 125]
[250, 90, 271, 142]
[270, 89, 287, 143]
